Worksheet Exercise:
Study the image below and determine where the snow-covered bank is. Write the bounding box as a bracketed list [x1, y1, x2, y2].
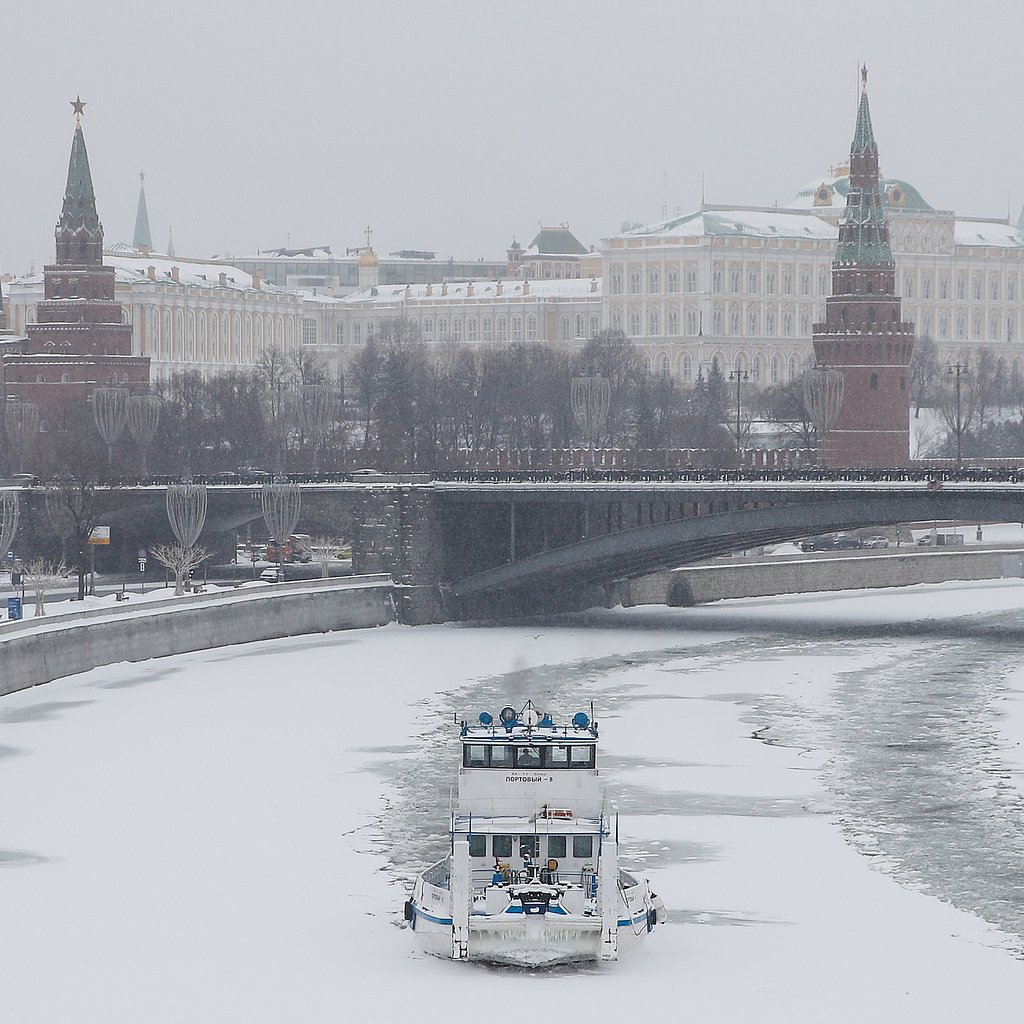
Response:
[2, 582, 1024, 1022]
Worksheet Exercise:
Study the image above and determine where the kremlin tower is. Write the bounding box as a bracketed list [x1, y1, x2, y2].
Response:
[812, 69, 915, 467]
[1, 98, 149, 421]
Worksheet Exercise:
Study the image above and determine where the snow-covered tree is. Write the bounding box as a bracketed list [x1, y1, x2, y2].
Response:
[23, 558, 68, 617]
[310, 536, 345, 579]
[150, 543, 212, 596]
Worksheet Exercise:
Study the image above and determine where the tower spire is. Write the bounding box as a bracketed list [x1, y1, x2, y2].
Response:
[55, 101, 103, 265]
[133, 169, 153, 253]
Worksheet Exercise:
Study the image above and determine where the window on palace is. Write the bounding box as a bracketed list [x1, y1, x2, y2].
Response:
[800, 273, 810, 296]
[748, 311, 758, 335]
[712, 311, 723, 335]
[923, 316, 932, 336]
[497, 316, 508, 341]
[956, 317, 965, 339]
[973, 315, 982, 338]
[467, 317, 478, 342]
[766, 312, 776, 336]
[453, 317, 463, 342]
[667, 269, 679, 293]
[423, 317, 433, 338]
[818, 273, 827, 295]
[366, 320, 374, 339]
[660, 355, 670, 375]
[1009, 319, 1016, 342]
[482, 317, 493, 342]
[649, 269, 661, 293]
[783, 312, 793, 336]
[783, 273, 793, 295]
[685, 268, 698, 292]
[974, 279, 983, 301]
[788, 357, 796, 380]
[748, 271, 758, 293]
[644, 354, 653, 372]
[957, 278, 966, 300]
[771, 356, 780, 383]
[629, 270, 641, 294]
[870, 373, 879, 390]
[510, 315, 522, 341]
[353, 322, 361, 344]
[611, 311, 622, 332]
[561, 315, 571, 341]
[940, 317, 949, 339]
[629, 311, 641, 336]
[923, 278, 932, 299]
[730, 309, 740, 335]
[301, 318, 317, 345]
[668, 310, 679, 335]
[438, 317, 449, 342]
[686, 310, 697, 335]
[992, 279, 1000, 300]
[992, 316, 1000, 340]
[611, 271, 623, 294]
[682, 355, 692, 381]
[939, 278, 948, 300]
[766, 272, 776, 294]
[730, 270, 740, 292]
[800, 313, 810, 336]
[649, 309, 660, 335]
[904, 276, 914, 299]
[712, 269, 722, 292]
[529, 315, 539, 340]
[589, 315, 599, 337]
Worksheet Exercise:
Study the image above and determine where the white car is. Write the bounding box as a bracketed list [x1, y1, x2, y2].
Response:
[863, 536, 890, 549]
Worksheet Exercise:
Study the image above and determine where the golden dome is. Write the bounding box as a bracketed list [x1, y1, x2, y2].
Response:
[359, 246, 379, 268]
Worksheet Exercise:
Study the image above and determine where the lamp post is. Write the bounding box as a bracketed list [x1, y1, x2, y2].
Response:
[727, 369, 749, 460]
[948, 361, 969, 467]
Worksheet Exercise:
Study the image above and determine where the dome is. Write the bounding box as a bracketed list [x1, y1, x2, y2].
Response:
[358, 246, 379, 268]
[788, 171, 934, 213]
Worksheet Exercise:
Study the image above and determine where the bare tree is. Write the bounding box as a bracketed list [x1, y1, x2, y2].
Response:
[4, 401, 39, 474]
[309, 535, 345, 579]
[22, 557, 68, 616]
[44, 475, 99, 599]
[296, 384, 338, 471]
[150, 543, 212, 596]
[0, 491, 19, 567]
[939, 362, 977, 464]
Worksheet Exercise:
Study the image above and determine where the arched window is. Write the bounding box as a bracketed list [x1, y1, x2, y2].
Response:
[748, 311, 757, 335]
[611, 311, 622, 332]
[365, 319, 374, 339]
[527, 315, 538, 341]
[467, 317, 478, 342]
[682, 354, 692, 381]
[452, 316, 463, 342]
[660, 355, 670, 375]
[667, 310, 679, 335]
[511, 315, 523, 341]
[667, 269, 679, 293]
[35, 374, 44, 383]
[422, 317, 433, 339]
[752, 355, 762, 382]
[438, 317, 449, 341]
[496, 316, 508, 341]
[353, 322, 361, 345]
[787, 356, 796, 380]
[575, 314, 585, 339]
[686, 310, 697, 335]
[771, 356, 780, 383]
[589, 314, 599, 337]
[629, 311, 641, 336]
[648, 309, 660, 336]
[649, 269, 661, 293]
[61, 373, 70, 383]
[730, 308, 741, 335]
[482, 316, 493, 342]
[560, 315, 571, 341]
[712, 310, 723, 335]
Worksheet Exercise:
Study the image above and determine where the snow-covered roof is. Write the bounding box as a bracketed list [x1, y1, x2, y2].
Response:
[616, 208, 839, 242]
[953, 220, 1024, 248]
[787, 173, 936, 213]
[342, 278, 601, 305]
[101, 246, 287, 292]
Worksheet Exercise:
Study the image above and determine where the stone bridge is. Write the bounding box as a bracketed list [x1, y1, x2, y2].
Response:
[10, 474, 1024, 622]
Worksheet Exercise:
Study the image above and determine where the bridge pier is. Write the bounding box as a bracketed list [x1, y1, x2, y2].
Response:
[351, 486, 448, 625]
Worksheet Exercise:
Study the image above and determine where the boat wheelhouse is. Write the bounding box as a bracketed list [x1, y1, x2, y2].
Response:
[405, 701, 665, 966]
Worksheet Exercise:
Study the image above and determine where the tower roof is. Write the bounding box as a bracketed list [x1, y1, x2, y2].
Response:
[133, 171, 153, 251]
[59, 122, 101, 237]
[833, 68, 894, 268]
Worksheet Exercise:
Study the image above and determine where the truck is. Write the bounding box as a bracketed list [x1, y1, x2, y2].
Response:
[266, 534, 313, 563]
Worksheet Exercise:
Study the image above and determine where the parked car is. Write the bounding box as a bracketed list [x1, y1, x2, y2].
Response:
[863, 535, 890, 549]
[799, 535, 834, 552]
[831, 534, 862, 550]
[259, 567, 284, 583]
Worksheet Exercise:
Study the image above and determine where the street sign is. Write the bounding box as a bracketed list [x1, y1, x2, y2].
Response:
[138, 559, 147, 572]
[7, 597, 22, 621]
[89, 526, 111, 545]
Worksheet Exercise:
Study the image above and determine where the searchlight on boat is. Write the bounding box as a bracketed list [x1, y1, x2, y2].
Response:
[572, 712, 590, 730]
[479, 712, 493, 726]
[499, 705, 518, 727]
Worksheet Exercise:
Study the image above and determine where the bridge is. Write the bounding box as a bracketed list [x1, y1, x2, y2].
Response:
[7, 471, 1024, 622]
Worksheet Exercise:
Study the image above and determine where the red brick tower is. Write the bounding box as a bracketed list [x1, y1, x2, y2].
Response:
[812, 69, 914, 467]
[2, 98, 149, 421]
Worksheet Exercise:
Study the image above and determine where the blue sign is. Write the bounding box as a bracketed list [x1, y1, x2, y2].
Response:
[7, 597, 22, 621]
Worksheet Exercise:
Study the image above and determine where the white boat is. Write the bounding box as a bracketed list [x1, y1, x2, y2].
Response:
[405, 700, 666, 966]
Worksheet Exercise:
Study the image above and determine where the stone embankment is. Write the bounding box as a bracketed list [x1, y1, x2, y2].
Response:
[0, 576, 395, 697]
[625, 548, 1024, 607]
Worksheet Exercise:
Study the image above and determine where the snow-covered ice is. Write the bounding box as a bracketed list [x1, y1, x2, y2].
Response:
[3, 580, 1024, 1021]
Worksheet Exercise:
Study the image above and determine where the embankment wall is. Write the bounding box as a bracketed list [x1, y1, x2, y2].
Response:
[625, 549, 1024, 607]
[0, 576, 395, 697]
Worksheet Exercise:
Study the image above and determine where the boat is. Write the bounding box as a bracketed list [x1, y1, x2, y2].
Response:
[405, 700, 666, 966]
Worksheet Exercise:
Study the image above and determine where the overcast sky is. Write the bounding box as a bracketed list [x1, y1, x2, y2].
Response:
[3, 0, 1023, 275]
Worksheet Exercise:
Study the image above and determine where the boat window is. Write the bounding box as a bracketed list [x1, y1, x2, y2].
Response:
[548, 745, 570, 767]
[489, 745, 513, 768]
[572, 835, 594, 859]
[464, 744, 488, 768]
[547, 835, 567, 859]
[569, 744, 596, 768]
[519, 836, 539, 858]
[469, 834, 486, 857]
[492, 835, 513, 858]
[515, 746, 542, 769]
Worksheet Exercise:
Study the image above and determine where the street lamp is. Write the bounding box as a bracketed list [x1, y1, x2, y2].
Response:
[728, 369, 749, 460]
[948, 361, 969, 467]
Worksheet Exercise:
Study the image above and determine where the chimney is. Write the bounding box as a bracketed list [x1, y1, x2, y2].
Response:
[467, 282, 474, 297]
[170, 266, 179, 283]
[218, 272, 228, 287]
[496, 281, 504, 296]
[590, 277, 598, 292]
[405, 284, 411, 297]
[253, 270, 263, 290]
[441, 282, 448, 296]
[147, 265, 156, 281]
[522, 280, 529, 295]
[426, 284, 433, 296]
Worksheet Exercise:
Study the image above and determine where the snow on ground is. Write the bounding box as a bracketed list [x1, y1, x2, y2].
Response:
[3, 582, 1024, 1021]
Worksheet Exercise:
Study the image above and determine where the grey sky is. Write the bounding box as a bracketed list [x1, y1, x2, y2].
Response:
[3, 0, 1022, 276]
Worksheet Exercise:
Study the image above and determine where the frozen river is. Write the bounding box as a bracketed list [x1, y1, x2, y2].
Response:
[3, 580, 1024, 1021]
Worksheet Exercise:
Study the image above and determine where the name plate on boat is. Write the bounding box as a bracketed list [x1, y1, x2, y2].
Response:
[504, 773, 553, 784]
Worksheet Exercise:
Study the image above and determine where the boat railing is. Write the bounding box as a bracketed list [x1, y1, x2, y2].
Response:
[471, 865, 599, 895]
[422, 856, 451, 889]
